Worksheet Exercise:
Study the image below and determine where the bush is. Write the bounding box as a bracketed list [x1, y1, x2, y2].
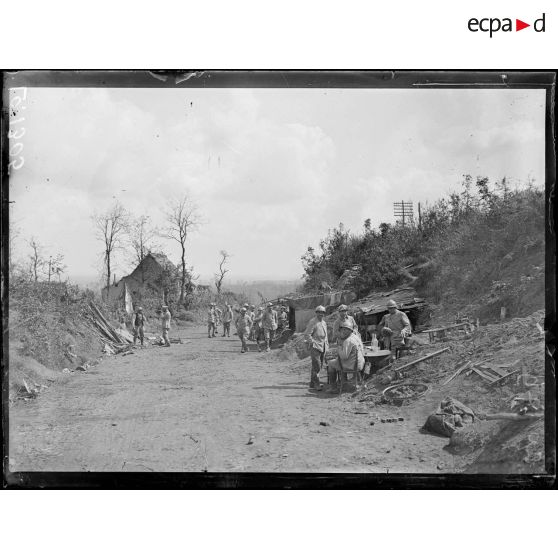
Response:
[177, 310, 195, 322]
[301, 179, 545, 318]
[9, 278, 100, 369]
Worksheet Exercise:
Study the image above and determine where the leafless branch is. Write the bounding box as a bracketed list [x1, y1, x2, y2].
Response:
[163, 194, 202, 304]
[214, 250, 230, 295]
[92, 201, 129, 291]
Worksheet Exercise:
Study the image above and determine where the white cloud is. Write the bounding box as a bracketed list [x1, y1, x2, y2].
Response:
[9, 87, 545, 282]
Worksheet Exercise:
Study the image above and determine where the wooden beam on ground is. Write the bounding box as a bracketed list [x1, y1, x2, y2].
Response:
[471, 366, 499, 382]
[483, 412, 543, 421]
[489, 368, 522, 386]
[393, 347, 450, 373]
[443, 360, 471, 385]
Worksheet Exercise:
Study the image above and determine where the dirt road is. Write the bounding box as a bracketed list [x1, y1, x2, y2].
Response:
[10, 326, 464, 473]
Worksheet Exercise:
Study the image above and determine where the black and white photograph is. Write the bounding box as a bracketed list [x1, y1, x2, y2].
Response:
[2, 71, 555, 486]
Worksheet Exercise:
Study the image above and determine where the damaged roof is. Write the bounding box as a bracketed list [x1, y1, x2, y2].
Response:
[272, 290, 357, 310]
[351, 287, 426, 315]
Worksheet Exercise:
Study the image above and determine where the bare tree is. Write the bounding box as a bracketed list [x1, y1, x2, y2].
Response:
[128, 214, 160, 287]
[27, 237, 46, 282]
[93, 201, 129, 292]
[129, 215, 159, 266]
[47, 253, 66, 283]
[214, 250, 230, 295]
[164, 194, 201, 305]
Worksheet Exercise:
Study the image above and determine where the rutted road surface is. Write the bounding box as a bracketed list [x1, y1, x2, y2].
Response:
[10, 326, 457, 473]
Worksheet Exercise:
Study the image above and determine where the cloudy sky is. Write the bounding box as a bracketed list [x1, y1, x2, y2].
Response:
[9, 86, 545, 284]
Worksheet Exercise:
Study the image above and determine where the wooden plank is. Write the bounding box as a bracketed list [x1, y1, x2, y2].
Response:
[489, 368, 522, 386]
[483, 412, 543, 421]
[471, 366, 499, 382]
[422, 323, 470, 334]
[393, 347, 450, 373]
[443, 361, 471, 385]
[487, 366, 509, 377]
[478, 364, 506, 378]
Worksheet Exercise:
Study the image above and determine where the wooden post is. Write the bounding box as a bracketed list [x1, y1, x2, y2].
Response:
[402, 199, 405, 226]
[418, 202, 422, 230]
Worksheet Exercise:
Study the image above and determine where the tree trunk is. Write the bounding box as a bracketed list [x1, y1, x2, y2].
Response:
[179, 244, 186, 305]
[106, 251, 111, 293]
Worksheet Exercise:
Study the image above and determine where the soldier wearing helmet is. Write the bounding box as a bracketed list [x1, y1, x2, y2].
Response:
[235, 306, 253, 354]
[326, 318, 365, 393]
[332, 304, 358, 344]
[303, 305, 329, 390]
[378, 299, 411, 355]
[161, 305, 172, 347]
[133, 306, 147, 347]
[260, 302, 278, 352]
[207, 303, 217, 338]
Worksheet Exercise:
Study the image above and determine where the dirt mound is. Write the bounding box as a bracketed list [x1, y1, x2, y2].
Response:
[278, 334, 311, 360]
[8, 351, 64, 402]
[464, 417, 545, 473]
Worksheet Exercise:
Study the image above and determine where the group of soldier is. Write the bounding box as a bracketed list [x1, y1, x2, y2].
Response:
[131, 304, 172, 347]
[207, 302, 289, 354]
[304, 299, 411, 392]
[130, 297, 412, 395]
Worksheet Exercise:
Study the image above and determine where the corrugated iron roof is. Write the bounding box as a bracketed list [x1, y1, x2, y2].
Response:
[351, 287, 426, 315]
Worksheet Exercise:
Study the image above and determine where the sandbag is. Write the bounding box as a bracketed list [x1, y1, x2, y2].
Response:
[423, 396, 476, 438]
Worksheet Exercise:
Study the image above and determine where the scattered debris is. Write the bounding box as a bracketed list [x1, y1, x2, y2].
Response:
[84, 302, 131, 353]
[423, 322, 472, 342]
[382, 382, 429, 405]
[443, 360, 472, 385]
[393, 347, 450, 373]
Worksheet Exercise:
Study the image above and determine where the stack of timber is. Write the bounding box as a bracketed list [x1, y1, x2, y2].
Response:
[83, 301, 132, 352]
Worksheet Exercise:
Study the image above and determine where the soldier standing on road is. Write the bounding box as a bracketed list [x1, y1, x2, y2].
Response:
[248, 304, 256, 340]
[214, 305, 223, 336]
[208, 303, 217, 338]
[161, 305, 172, 347]
[235, 307, 253, 354]
[253, 306, 265, 352]
[222, 303, 233, 337]
[304, 305, 329, 390]
[261, 302, 278, 352]
[133, 307, 147, 347]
